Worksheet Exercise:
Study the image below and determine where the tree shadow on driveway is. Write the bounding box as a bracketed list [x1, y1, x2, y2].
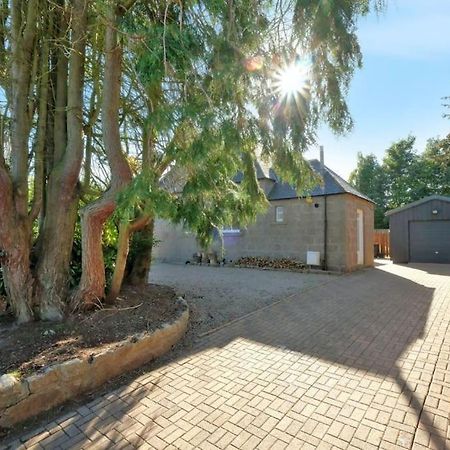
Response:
[5, 263, 450, 449]
[196, 263, 448, 449]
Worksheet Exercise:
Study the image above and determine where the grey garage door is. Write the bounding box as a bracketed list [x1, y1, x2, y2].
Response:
[409, 220, 450, 263]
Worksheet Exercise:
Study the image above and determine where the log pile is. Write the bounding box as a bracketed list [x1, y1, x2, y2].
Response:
[235, 257, 306, 271]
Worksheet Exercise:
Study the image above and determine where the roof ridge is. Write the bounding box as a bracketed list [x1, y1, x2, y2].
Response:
[386, 195, 450, 216]
[308, 159, 374, 203]
[322, 164, 353, 191]
[251, 158, 374, 203]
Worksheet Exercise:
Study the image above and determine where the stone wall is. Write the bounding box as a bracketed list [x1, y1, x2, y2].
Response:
[343, 195, 375, 270]
[0, 299, 189, 429]
[154, 193, 374, 271]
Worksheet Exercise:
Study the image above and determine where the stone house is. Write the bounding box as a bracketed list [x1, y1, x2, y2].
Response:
[154, 158, 374, 272]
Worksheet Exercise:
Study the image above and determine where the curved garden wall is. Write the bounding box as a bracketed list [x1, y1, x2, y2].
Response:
[0, 298, 189, 429]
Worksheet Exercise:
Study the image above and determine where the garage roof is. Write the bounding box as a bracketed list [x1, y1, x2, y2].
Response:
[385, 195, 450, 216]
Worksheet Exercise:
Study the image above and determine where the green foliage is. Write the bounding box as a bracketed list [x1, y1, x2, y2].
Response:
[114, 0, 381, 245]
[383, 136, 419, 209]
[0, 0, 390, 318]
[350, 134, 450, 228]
[176, 151, 268, 248]
[127, 226, 160, 269]
[115, 171, 177, 223]
[417, 135, 450, 197]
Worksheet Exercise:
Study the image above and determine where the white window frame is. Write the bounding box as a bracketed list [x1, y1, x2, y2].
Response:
[222, 226, 241, 235]
[275, 206, 285, 223]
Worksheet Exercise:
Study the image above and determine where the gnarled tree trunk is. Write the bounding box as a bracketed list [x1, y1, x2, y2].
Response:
[73, 2, 133, 308]
[0, 169, 34, 323]
[74, 192, 117, 308]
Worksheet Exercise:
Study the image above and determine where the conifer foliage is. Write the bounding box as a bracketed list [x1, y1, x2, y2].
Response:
[0, 0, 383, 322]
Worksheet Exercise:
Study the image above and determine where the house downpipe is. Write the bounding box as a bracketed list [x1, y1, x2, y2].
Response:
[320, 146, 328, 270]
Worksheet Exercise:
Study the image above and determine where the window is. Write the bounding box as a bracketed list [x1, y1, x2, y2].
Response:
[275, 206, 285, 223]
[222, 226, 240, 235]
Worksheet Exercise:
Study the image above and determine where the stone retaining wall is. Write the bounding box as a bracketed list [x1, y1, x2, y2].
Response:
[0, 299, 189, 429]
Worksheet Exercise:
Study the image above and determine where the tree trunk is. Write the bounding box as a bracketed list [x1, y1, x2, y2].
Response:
[1, 224, 34, 323]
[35, 0, 87, 320]
[52, 0, 68, 167]
[123, 117, 157, 287]
[107, 222, 130, 303]
[126, 219, 155, 285]
[10, 0, 38, 217]
[107, 216, 150, 303]
[0, 162, 33, 322]
[73, 192, 116, 309]
[83, 51, 100, 190]
[73, 2, 132, 308]
[29, 22, 50, 221]
[34, 173, 80, 319]
[0, 0, 39, 322]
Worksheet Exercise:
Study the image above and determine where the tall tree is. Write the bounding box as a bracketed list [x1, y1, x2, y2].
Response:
[349, 152, 387, 228]
[34, 0, 88, 320]
[0, 0, 386, 322]
[113, 0, 387, 290]
[0, 0, 88, 321]
[0, 0, 40, 323]
[72, 0, 134, 309]
[382, 136, 419, 210]
[416, 135, 450, 197]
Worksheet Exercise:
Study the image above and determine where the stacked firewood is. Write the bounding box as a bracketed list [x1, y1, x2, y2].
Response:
[235, 257, 306, 271]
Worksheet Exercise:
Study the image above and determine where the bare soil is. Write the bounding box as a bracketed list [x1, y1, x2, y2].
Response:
[0, 284, 180, 377]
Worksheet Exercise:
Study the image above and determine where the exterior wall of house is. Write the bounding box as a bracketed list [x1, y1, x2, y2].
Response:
[389, 198, 450, 263]
[343, 195, 375, 270]
[216, 196, 330, 263]
[153, 221, 199, 264]
[153, 193, 374, 271]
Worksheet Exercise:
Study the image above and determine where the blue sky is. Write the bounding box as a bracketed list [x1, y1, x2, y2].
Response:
[305, 0, 450, 179]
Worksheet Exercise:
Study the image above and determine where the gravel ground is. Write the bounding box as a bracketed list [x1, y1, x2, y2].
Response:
[150, 262, 335, 341]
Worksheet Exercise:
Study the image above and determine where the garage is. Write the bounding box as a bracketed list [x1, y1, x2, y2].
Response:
[386, 195, 450, 264]
[409, 220, 450, 263]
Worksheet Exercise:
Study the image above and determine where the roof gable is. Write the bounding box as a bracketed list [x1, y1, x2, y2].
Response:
[267, 159, 374, 203]
[385, 195, 450, 216]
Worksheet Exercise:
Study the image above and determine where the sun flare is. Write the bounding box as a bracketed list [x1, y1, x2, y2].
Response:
[274, 60, 310, 100]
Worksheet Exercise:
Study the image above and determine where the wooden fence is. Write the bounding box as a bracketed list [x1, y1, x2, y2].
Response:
[374, 229, 390, 258]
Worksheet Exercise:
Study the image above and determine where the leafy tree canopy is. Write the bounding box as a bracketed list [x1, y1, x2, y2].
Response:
[349, 153, 386, 228]
[350, 133, 450, 229]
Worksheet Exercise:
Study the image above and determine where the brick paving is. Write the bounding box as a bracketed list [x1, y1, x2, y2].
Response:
[4, 262, 450, 450]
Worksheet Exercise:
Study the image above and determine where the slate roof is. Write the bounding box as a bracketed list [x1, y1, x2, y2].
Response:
[385, 195, 450, 216]
[258, 159, 374, 203]
[164, 158, 373, 203]
[234, 160, 277, 183]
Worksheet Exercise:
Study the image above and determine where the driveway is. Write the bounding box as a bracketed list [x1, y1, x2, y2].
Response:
[150, 263, 332, 338]
[7, 262, 450, 449]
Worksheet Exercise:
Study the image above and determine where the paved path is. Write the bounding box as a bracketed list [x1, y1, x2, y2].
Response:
[5, 262, 450, 449]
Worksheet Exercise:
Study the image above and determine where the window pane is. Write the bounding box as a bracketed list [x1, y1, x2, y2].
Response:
[222, 226, 240, 234]
[276, 206, 284, 222]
